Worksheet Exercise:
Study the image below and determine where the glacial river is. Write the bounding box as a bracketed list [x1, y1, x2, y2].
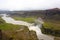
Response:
[1, 14, 54, 40]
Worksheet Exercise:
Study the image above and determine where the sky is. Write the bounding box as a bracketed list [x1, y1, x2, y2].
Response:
[0, 0, 60, 11]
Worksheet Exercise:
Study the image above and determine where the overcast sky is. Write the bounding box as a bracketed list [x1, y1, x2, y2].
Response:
[0, 0, 60, 10]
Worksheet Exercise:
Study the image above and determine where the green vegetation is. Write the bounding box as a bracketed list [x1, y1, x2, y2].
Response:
[0, 23, 22, 30]
[41, 19, 60, 37]
[43, 21, 60, 30]
[0, 17, 22, 30]
[12, 17, 36, 23]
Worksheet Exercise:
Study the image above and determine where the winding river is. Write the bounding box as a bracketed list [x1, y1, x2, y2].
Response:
[1, 14, 54, 40]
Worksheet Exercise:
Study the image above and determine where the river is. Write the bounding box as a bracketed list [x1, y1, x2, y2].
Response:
[1, 14, 54, 40]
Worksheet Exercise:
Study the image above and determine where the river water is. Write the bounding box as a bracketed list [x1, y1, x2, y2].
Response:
[1, 14, 54, 40]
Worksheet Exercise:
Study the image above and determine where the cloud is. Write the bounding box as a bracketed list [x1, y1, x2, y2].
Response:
[0, 0, 60, 10]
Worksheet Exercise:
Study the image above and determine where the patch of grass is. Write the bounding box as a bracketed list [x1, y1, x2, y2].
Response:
[43, 21, 60, 30]
[0, 23, 21, 30]
[0, 17, 25, 30]
[12, 17, 36, 23]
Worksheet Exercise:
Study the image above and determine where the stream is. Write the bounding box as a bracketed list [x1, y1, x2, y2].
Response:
[1, 14, 54, 40]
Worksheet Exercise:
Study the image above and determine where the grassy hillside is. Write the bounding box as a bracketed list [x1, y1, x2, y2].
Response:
[37, 8, 60, 37]
[43, 20, 60, 30]
[0, 17, 22, 30]
[41, 19, 60, 37]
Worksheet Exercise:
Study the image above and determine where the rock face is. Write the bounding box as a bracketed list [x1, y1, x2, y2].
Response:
[30, 30, 38, 40]
[13, 26, 38, 40]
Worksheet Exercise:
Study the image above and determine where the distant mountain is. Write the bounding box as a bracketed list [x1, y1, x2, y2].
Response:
[43, 8, 60, 20]
[28, 8, 60, 20]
